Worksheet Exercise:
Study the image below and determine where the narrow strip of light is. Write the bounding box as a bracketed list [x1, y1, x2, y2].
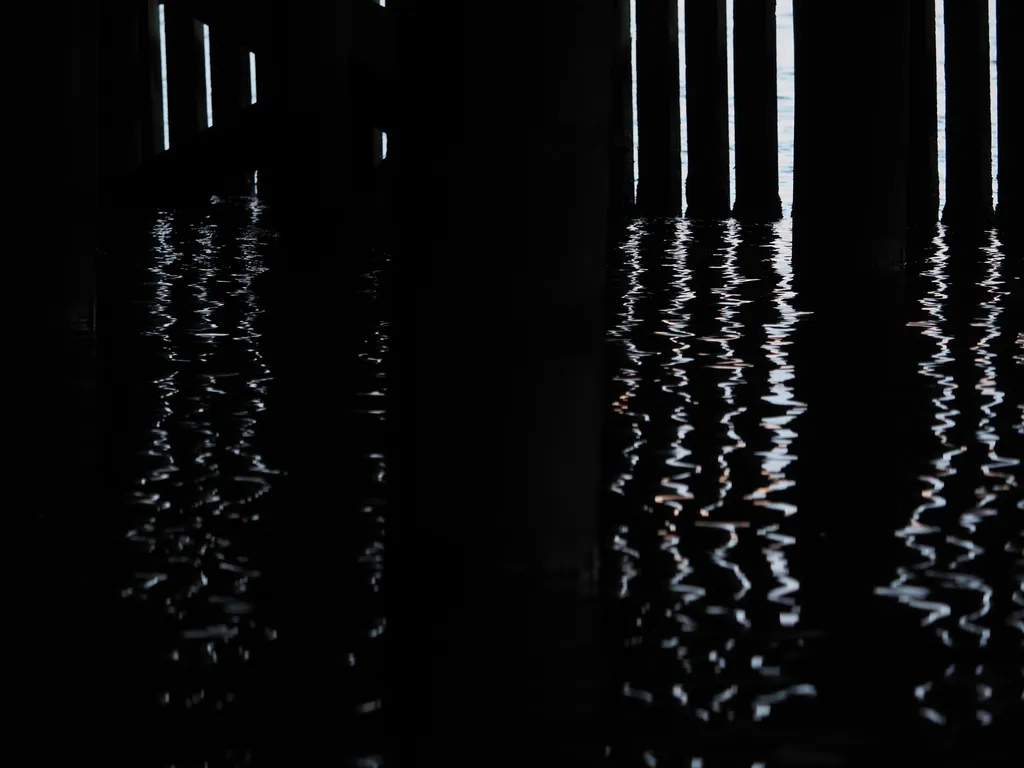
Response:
[630, 0, 638, 198]
[249, 52, 258, 104]
[936, 0, 946, 210]
[725, 0, 736, 209]
[158, 4, 170, 150]
[203, 25, 213, 127]
[990, 0, 998, 207]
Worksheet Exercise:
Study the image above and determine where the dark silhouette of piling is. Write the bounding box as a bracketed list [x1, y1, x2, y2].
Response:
[609, 0, 635, 216]
[685, 0, 731, 218]
[164, 4, 208, 147]
[793, 0, 910, 271]
[259, 1, 371, 238]
[56, 0, 98, 318]
[25, 0, 103, 724]
[997, 0, 1020, 230]
[96, 1, 164, 203]
[140, 1, 165, 159]
[98, 1, 141, 187]
[733, 0, 782, 220]
[210, 28, 251, 128]
[942, 0, 993, 229]
[636, 0, 682, 214]
[907, 0, 939, 232]
[389, 1, 611, 764]
[210, 26, 254, 193]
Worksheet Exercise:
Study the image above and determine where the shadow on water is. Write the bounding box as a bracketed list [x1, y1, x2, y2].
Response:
[34, 197, 1021, 766]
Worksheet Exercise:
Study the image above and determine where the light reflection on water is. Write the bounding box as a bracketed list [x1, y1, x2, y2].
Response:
[628, 0, 1000, 214]
[876, 228, 1022, 731]
[606, 218, 818, 746]
[113, 198, 388, 728]
[119, 201, 281, 711]
[605, 218, 1021, 763]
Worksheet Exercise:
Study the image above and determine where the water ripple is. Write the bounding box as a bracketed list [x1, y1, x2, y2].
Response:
[876, 227, 1022, 730]
[118, 202, 280, 711]
[607, 218, 814, 745]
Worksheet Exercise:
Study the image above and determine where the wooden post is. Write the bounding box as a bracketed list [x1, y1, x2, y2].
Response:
[907, 0, 939, 233]
[685, 0, 731, 218]
[942, 0, 993, 228]
[636, 0, 682, 214]
[733, 0, 782, 220]
[164, 3, 207, 147]
[793, 0, 910, 271]
[210, 26, 251, 127]
[609, 0, 635, 216]
[210, 24, 253, 193]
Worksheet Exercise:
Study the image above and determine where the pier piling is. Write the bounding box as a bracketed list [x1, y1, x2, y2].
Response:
[210, 26, 254, 193]
[610, 0, 636, 216]
[733, 0, 782, 221]
[390, 1, 611, 762]
[164, 4, 208, 147]
[793, 0, 911, 271]
[636, 0, 682, 215]
[685, 0, 731, 218]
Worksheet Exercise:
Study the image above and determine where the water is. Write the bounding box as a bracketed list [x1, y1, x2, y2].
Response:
[603, 218, 1022, 764]
[49, 3, 1016, 765]
[84, 198, 1021, 766]
[96, 201, 389, 763]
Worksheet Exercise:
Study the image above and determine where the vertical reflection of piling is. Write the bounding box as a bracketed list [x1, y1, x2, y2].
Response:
[733, 0, 782, 221]
[260, 2, 372, 245]
[141, 1, 165, 162]
[942, 0, 994, 229]
[792, 262, 918, 740]
[636, 0, 682, 215]
[684, 0, 731, 219]
[996, 0, 1021, 233]
[209, 28, 251, 126]
[907, 0, 939, 235]
[687, 221, 731, 509]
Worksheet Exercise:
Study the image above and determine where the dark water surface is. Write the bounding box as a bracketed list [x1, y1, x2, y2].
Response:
[84, 199, 1020, 765]
[97, 198, 388, 763]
